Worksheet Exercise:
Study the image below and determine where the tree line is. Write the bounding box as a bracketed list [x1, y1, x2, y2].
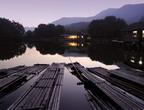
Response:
[0, 18, 65, 40]
[30, 24, 65, 38]
[0, 16, 144, 41]
[88, 16, 127, 39]
[0, 18, 24, 40]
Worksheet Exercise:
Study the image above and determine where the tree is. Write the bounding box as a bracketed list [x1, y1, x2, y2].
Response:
[0, 18, 25, 39]
[33, 23, 65, 38]
[55, 25, 65, 35]
[88, 16, 127, 39]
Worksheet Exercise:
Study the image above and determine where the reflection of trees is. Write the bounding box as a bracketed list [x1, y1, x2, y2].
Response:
[33, 41, 65, 55]
[88, 43, 124, 65]
[88, 42, 144, 70]
[0, 41, 26, 60]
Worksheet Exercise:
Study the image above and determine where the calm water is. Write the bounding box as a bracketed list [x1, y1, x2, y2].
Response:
[0, 38, 144, 109]
[0, 41, 119, 70]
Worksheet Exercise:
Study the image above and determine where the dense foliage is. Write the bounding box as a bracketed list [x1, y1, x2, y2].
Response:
[88, 16, 127, 38]
[0, 18, 24, 39]
[33, 24, 65, 38]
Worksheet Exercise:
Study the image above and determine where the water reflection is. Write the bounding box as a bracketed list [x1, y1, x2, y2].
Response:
[65, 35, 78, 39]
[0, 41, 26, 60]
[87, 42, 144, 70]
[0, 38, 143, 71]
[124, 51, 144, 70]
[66, 42, 78, 47]
[88, 43, 124, 65]
[31, 41, 65, 55]
[70, 68, 120, 109]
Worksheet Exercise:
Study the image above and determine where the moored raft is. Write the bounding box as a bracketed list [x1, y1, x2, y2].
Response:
[88, 67, 144, 100]
[0, 64, 48, 93]
[69, 62, 144, 110]
[8, 63, 64, 110]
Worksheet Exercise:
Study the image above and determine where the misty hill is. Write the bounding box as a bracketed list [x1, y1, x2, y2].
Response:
[53, 3, 144, 25]
[24, 27, 35, 31]
[65, 22, 89, 32]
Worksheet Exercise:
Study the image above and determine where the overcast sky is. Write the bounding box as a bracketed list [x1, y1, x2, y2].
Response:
[0, 0, 143, 27]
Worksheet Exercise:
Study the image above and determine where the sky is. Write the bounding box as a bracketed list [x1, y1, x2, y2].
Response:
[0, 0, 143, 27]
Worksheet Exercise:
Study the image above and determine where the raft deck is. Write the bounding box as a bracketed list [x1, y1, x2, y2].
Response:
[8, 63, 64, 110]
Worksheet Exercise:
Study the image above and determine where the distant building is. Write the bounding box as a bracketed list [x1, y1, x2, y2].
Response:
[123, 22, 144, 43]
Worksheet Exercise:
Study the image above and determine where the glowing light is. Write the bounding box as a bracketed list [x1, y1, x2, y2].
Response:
[139, 57, 143, 65]
[67, 35, 78, 39]
[131, 59, 135, 63]
[133, 31, 137, 34]
[142, 30, 144, 38]
[67, 42, 78, 47]
[133, 31, 137, 38]
[139, 60, 143, 65]
[130, 56, 135, 63]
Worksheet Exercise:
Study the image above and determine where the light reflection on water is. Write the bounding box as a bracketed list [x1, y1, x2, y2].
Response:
[66, 42, 78, 47]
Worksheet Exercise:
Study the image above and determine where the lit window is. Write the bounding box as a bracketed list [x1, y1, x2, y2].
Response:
[133, 31, 137, 38]
[142, 30, 144, 38]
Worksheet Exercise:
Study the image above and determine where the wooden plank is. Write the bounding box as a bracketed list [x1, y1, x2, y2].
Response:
[88, 67, 144, 100]
[8, 63, 64, 110]
[71, 63, 144, 110]
[109, 70, 144, 86]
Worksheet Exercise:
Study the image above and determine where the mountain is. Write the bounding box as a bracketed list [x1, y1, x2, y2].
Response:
[53, 3, 144, 25]
[65, 22, 89, 32]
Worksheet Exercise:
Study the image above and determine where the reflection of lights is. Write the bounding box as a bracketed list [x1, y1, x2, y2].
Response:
[139, 60, 143, 65]
[67, 42, 78, 47]
[81, 44, 84, 47]
[67, 35, 78, 39]
[81, 36, 84, 38]
[130, 56, 135, 63]
[139, 57, 143, 65]
[131, 59, 135, 63]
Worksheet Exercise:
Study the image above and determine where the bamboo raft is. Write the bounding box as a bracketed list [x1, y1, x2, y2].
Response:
[69, 62, 144, 110]
[0, 62, 143, 110]
[0, 64, 48, 93]
[8, 63, 64, 110]
[108, 69, 144, 86]
[0, 66, 27, 79]
[88, 67, 144, 100]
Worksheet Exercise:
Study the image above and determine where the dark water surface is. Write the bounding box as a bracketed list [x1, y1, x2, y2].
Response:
[60, 68, 92, 110]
